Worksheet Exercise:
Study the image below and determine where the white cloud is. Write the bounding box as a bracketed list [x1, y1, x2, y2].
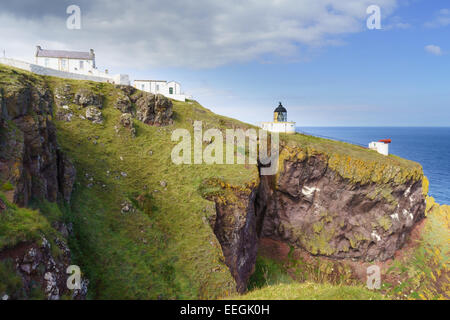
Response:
[424, 8, 450, 28]
[0, 0, 399, 69]
[425, 45, 443, 56]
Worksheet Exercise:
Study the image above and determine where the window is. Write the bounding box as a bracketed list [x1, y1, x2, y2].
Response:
[142, 84, 145, 90]
[80, 60, 84, 69]
[156, 85, 160, 92]
[169, 87, 174, 94]
[61, 59, 66, 70]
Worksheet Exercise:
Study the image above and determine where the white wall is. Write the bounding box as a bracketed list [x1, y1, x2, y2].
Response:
[0, 58, 130, 85]
[261, 122, 296, 134]
[369, 142, 389, 156]
[134, 80, 187, 102]
[35, 57, 95, 74]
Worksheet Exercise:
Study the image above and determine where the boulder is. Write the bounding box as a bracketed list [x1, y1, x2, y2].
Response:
[73, 88, 103, 109]
[135, 93, 173, 126]
[119, 113, 136, 137]
[114, 92, 133, 114]
[54, 84, 73, 106]
[86, 107, 103, 124]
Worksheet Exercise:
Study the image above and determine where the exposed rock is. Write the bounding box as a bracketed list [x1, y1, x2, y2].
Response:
[160, 180, 167, 188]
[73, 88, 103, 109]
[86, 106, 103, 124]
[54, 84, 73, 106]
[114, 91, 133, 114]
[257, 153, 426, 262]
[205, 184, 260, 294]
[2, 294, 9, 300]
[55, 106, 73, 122]
[135, 92, 173, 126]
[121, 200, 135, 214]
[0, 80, 76, 206]
[57, 152, 76, 203]
[119, 113, 136, 137]
[0, 235, 87, 300]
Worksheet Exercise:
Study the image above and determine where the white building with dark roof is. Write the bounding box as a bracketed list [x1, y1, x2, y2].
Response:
[35, 46, 96, 74]
[134, 79, 190, 102]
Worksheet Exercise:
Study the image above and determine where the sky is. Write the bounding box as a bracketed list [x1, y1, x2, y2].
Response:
[0, 0, 449, 126]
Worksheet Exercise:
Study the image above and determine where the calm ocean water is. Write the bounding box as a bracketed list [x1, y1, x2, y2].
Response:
[297, 127, 450, 205]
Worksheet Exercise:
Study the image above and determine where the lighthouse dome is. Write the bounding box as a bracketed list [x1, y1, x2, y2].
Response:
[274, 102, 287, 113]
[274, 102, 287, 122]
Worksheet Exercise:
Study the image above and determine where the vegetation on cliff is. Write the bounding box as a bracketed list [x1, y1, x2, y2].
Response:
[0, 64, 446, 300]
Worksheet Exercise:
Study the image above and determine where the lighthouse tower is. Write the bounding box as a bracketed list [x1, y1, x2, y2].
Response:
[260, 102, 296, 134]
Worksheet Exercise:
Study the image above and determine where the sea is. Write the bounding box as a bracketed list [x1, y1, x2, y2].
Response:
[297, 127, 450, 205]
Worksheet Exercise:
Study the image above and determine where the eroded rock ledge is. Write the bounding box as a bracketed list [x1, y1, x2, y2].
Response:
[208, 145, 426, 292]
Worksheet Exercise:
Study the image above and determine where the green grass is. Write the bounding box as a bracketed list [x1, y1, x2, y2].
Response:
[281, 133, 423, 185]
[247, 256, 293, 291]
[0, 193, 53, 250]
[382, 198, 449, 300]
[0, 259, 24, 299]
[232, 282, 385, 300]
[0, 64, 433, 300]
[1, 181, 14, 192]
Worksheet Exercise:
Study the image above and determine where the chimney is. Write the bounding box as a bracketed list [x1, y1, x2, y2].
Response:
[36, 45, 42, 56]
[90, 49, 96, 68]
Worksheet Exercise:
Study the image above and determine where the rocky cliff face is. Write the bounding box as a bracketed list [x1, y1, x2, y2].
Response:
[208, 185, 260, 293]
[0, 79, 75, 206]
[0, 71, 82, 300]
[114, 86, 174, 127]
[258, 153, 426, 261]
[209, 143, 427, 292]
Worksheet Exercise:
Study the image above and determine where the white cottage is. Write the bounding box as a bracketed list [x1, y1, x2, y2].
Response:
[369, 139, 391, 156]
[35, 46, 96, 73]
[134, 80, 189, 102]
[260, 102, 296, 134]
[32, 46, 130, 85]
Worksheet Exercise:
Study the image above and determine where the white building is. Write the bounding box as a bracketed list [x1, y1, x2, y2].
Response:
[33, 46, 129, 85]
[369, 139, 391, 156]
[35, 46, 96, 73]
[260, 102, 296, 134]
[134, 80, 190, 102]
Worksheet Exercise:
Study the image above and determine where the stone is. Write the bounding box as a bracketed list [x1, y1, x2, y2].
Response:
[160, 181, 167, 188]
[135, 92, 173, 126]
[20, 264, 32, 274]
[73, 88, 103, 109]
[86, 107, 103, 124]
[2, 294, 9, 300]
[121, 201, 135, 214]
[114, 92, 133, 114]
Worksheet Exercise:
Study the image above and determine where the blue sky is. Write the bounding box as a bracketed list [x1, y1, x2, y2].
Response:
[126, 0, 450, 126]
[1, 0, 449, 126]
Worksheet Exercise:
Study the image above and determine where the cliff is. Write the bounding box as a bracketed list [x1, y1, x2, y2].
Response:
[0, 64, 442, 300]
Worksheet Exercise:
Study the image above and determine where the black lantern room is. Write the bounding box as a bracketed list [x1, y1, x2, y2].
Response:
[274, 102, 287, 122]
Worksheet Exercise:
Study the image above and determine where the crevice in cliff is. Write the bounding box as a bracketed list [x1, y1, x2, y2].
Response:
[211, 153, 427, 293]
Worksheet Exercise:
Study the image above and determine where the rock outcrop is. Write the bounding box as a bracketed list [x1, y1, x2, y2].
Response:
[114, 86, 174, 127]
[206, 144, 427, 292]
[258, 153, 426, 261]
[73, 88, 103, 109]
[0, 80, 76, 206]
[207, 185, 260, 293]
[0, 230, 88, 300]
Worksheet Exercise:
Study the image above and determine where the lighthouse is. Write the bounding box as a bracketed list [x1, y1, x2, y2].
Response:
[260, 102, 296, 134]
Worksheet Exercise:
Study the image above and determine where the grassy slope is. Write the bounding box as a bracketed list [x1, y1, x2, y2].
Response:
[232, 282, 385, 300]
[44, 75, 259, 299]
[0, 64, 435, 300]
